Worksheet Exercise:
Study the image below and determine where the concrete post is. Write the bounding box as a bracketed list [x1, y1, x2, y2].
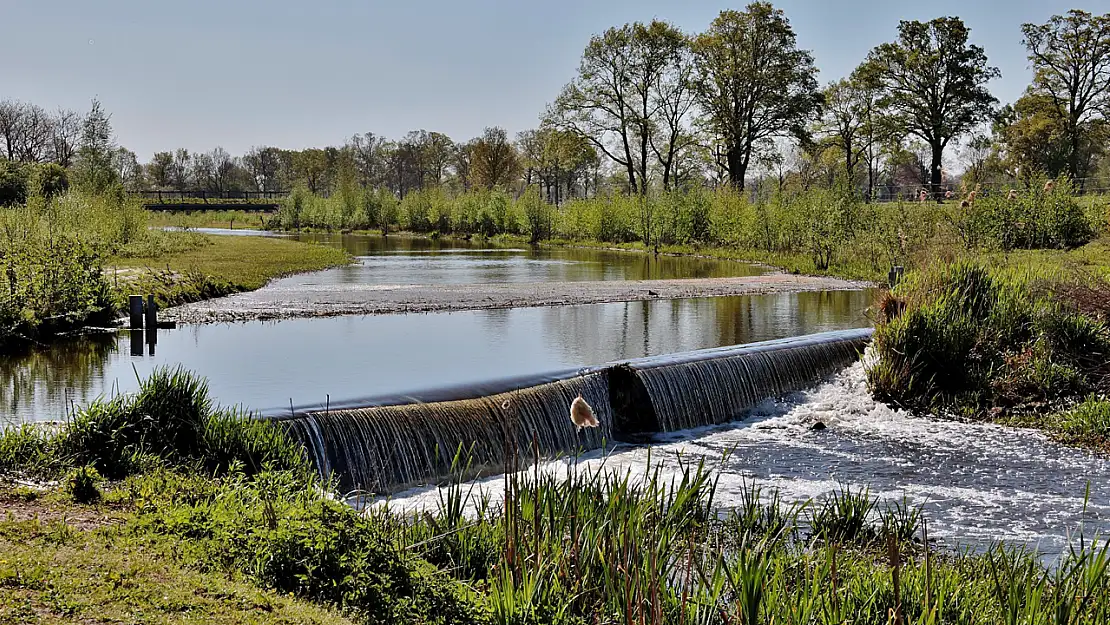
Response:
[129, 295, 144, 329]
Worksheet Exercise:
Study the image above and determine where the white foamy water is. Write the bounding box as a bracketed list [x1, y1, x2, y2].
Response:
[378, 362, 1110, 555]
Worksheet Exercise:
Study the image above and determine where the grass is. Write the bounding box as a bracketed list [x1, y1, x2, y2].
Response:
[2, 368, 1109, 623]
[108, 233, 349, 308]
[0, 518, 357, 625]
[868, 260, 1110, 449]
[146, 210, 277, 231]
[0, 365, 311, 480]
[0, 190, 350, 349]
[3, 453, 1108, 625]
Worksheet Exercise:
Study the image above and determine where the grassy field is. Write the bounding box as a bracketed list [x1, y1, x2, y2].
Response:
[108, 233, 349, 308]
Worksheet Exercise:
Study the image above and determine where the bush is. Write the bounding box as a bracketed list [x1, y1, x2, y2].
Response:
[0, 160, 29, 206]
[868, 261, 1110, 415]
[135, 468, 486, 624]
[35, 163, 69, 199]
[0, 366, 311, 480]
[65, 465, 103, 503]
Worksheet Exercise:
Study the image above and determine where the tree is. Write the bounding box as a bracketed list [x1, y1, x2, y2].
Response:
[552, 20, 688, 193]
[650, 28, 699, 190]
[817, 76, 882, 191]
[691, 3, 821, 190]
[861, 17, 999, 200]
[471, 127, 521, 189]
[112, 147, 145, 190]
[243, 146, 282, 192]
[0, 100, 22, 161]
[49, 108, 82, 168]
[1022, 10, 1110, 184]
[347, 133, 386, 189]
[452, 140, 476, 192]
[291, 148, 330, 194]
[169, 148, 192, 190]
[0, 101, 54, 163]
[146, 151, 174, 189]
[73, 99, 119, 193]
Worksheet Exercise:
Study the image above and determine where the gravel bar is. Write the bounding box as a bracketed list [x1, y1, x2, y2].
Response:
[164, 273, 872, 324]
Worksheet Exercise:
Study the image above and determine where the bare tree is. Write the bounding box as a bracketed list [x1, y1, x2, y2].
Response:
[50, 108, 82, 167]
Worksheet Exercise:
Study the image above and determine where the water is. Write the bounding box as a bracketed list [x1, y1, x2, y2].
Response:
[382, 361, 1110, 557]
[2, 290, 872, 423]
[280, 330, 872, 493]
[281, 233, 768, 286]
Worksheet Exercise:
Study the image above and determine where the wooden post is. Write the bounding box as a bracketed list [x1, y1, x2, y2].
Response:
[129, 295, 144, 328]
[145, 294, 157, 329]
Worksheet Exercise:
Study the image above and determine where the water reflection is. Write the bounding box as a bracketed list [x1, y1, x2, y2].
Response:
[284, 234, 767, 286]
[3, 291, 871, 423]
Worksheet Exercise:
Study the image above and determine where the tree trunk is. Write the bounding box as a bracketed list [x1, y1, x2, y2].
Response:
[726, 146, 746, 191]
[929, 142, 943, 202]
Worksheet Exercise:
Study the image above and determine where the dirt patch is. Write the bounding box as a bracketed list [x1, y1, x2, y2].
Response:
[164, 273, 873, 324]
[0, 491, 124, 532]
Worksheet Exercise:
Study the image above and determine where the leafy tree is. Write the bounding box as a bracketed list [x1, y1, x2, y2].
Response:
[817, 77, 877, 190]
[146, 151, 174, 188]
[243, 146, 283, 192]
[995, 94, 1074, 180]
[1022, 9, 1110, 184]
[552, 20, 688, 194]
[35, 162, 69, 199]
[860, 17, 998, 200]
[691, 3, 821, 190]
[73, 99, 119, 194]
[471, 127, 521, 190]
[291, 148, 331, 194]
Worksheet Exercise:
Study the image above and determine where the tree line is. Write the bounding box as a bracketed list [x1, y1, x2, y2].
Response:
[2, 4, 1108, 203]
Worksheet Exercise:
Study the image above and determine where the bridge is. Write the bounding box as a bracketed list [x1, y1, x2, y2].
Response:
[133, 190, 287, 212]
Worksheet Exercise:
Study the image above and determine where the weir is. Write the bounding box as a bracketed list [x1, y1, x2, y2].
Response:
[272, 328, 873, 494]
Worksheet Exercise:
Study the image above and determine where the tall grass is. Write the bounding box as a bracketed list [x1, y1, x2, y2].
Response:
[273, 180, 1103, 283]
[0, 365, 308, 479]
[868, 261, 1110, 421]
[379, 458, 1110, 625]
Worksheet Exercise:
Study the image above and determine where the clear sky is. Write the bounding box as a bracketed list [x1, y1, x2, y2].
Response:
[2, 0, 1094, 160]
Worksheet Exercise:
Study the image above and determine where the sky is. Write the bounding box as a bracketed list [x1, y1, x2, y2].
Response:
[1, 0, 1096, 160]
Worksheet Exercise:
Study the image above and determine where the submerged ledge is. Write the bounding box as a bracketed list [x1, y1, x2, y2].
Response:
[165, 273, 872, 324]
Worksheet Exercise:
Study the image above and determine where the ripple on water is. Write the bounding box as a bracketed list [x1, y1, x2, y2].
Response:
[379, 361, 1110, 556]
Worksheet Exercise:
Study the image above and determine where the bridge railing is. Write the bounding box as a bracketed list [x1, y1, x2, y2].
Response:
[132, 190, 289, 202]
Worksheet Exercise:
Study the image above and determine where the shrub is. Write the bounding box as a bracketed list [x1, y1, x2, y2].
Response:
[0, 160, 29, 206]
[868, 261, 1110, 415]
[58, 366, 307, 479]
[35, 163, 69, 199]
[65, 465, 103, 503]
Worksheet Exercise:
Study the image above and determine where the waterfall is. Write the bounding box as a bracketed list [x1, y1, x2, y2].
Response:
[617, 330, 872, 433]
[273, 329, 872, 494]
[276, 372, 611, 494]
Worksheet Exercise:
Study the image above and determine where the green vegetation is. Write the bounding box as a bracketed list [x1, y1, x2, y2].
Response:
[109, 231, 348, 309]
[0, 187, 348, 350]
[869, 260, 1110, 448]
[3, 394, 1110, 624]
